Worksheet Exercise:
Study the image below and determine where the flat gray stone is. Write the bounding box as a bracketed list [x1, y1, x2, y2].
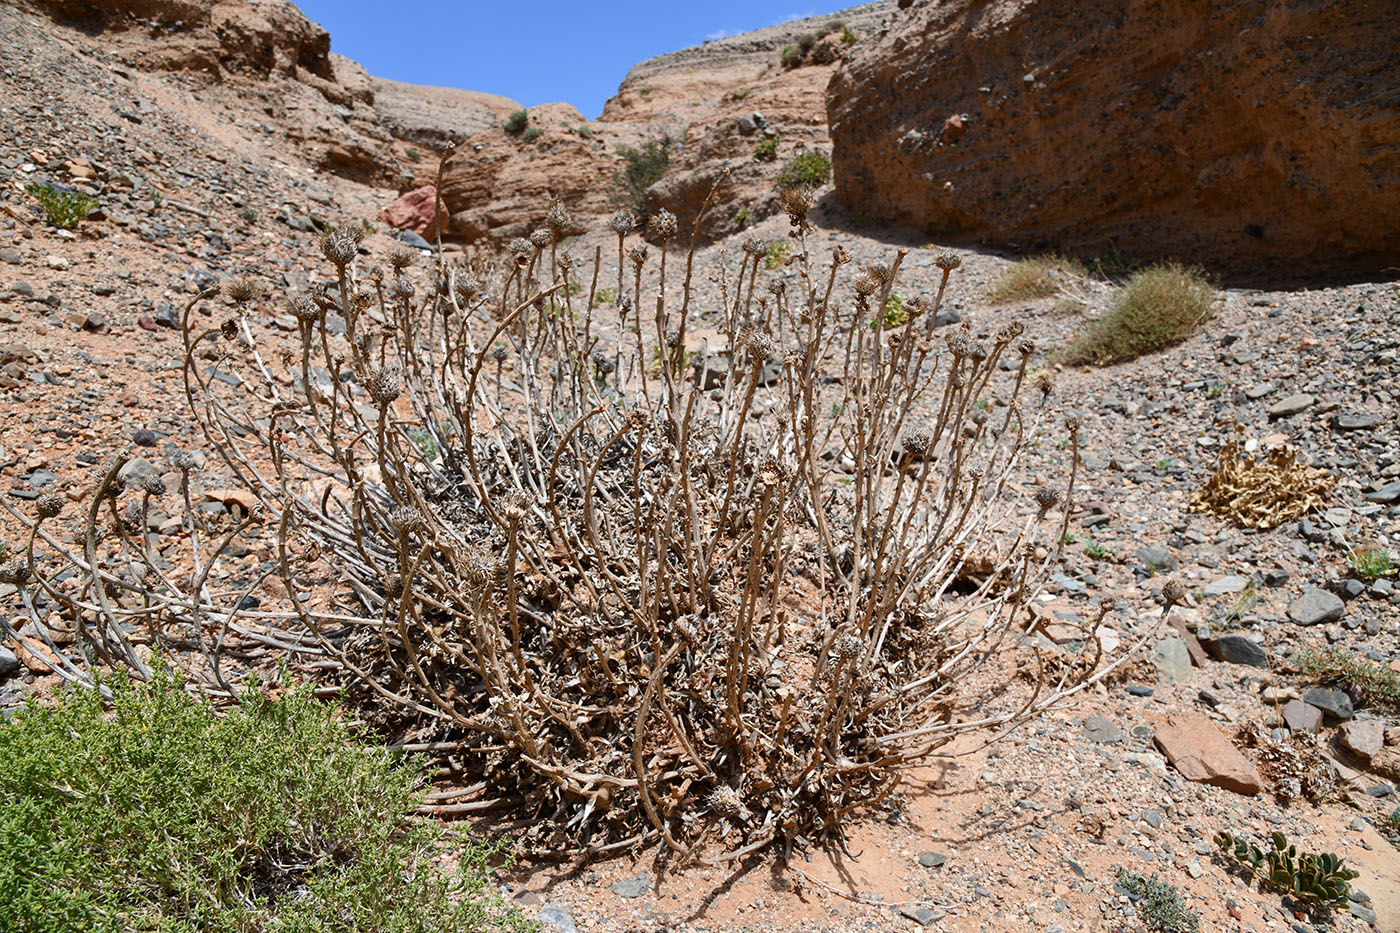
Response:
[917, 851, 947, 868]
[1333, 412, 1381, 430]
[1268, 393, 1315, 417]
[0, 645, 18, 679]
[1282, 699, 1322, 734]
[1203, 575, 1250, 597]
[537, 905, 578, 933]
[1135, 547, 1177, 574]
[117, 457, 161, 487]
[1212, 634, 1267, 669]
[1364, 481, 1400, 503]
[1287, 587, 1344, 625]
[611, 874, 652, 898]
[1153, 637, 1193, 684]
[898, 906, 944, 926]
[1302, 687, 1354, 721]
[1245, 382, 1275, 400]
[1083, 714, 1123, 744]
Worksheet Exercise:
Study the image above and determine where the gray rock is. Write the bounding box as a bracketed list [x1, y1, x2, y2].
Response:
[1364, 481, 1400, 503]
[537, 905, 578, 933]
[397, 229, 432, 250]
[1245, 382, 1275, 400]
[898, 906, 944, 926]
[1302, 687, 1354, 721]
[1287, 588, 1344, 625]
[1203, 575, 1250, 596]
[935, 306, 961, 327]
[1343, 579, 1367, 600]
[1282, 699, 1322, 734]
[117, 458, 160, 487]
[1135, 547, 1177, 574]
[1333, 412, 1380, 430]
[611, 874, 651, 898]
[1153, 638, 1192, 684]
[0, 645, 18, 679]
[1372, 578, 1394, 598]
[1212, 634, 1267, 669]
[1349, 903, 1377, 926]
[1082, 714, 1123, 744]
[1268, 393, 1315, 417]
[917, 851, 947, 868]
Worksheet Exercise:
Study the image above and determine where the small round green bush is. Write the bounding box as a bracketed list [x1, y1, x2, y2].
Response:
[521, 126, 543, 143]
[780, 43, 803, 68]
[1064, 263, 1214, 364]
[776, 149, 831, 190]
[503, 108, 528, 135]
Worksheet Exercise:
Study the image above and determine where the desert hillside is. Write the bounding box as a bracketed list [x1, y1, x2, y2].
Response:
[1, 2, 1398, 932]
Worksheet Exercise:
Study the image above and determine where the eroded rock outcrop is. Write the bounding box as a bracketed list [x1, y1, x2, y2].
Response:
[828, 0, 1400, 282]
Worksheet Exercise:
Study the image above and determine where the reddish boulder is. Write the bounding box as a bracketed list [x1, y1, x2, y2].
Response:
[1153, 712, 1263, 795]
[828, 0, 1400, 283]
[380, 186, 447, 240]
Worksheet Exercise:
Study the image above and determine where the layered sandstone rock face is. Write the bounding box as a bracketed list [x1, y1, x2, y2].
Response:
[828, 0, 1400, 282]
[22, 0, 402, 185]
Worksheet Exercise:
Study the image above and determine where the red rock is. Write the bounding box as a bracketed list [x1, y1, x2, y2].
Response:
[943, 113, 965, 142]
[204, 488, 259, 515]
[1153, 712, 1263, 795]
[379, 185, 447, 240]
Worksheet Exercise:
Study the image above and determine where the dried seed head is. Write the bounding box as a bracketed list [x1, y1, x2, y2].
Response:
[385, 572, 404, 600]
[1034, 487, 1060, 510]
[0, 559, 30, 586]
[319, 229, 359, 267]
[902, 429, 932, 457]
[628, 243, 649, 267]
[391, 506, 424, 535]
[121, 499, 144, 533]
[648, 209, 678, 240]
[557, 250, 575, 271]
[1035, 372, 1054, 397]
[1162, 579, 1187, 608]
[709, 785, 744, 818]
[224, 276, 257, 304]
[851, 270, 877, 296]
[289, 294, 321, 323]
[530, 229, 552, 250]
[867, 262, 892, 285]
[903, 295, 927, 317]
[546, 201, 572, 233]
[833, 245, 851, 265]
[142, 475, 166, 496]
[1064, 415, 1081, 434]
[836, 633, 863, 659]
[968, 341, 989, 362]
[220, 318, 239, 341]
[387, 246, 416, 271]
[369, 366, 402, 404]
[592, 351, 615, 375]
[935, 251, 962, 272]
[508, 237, 533, 261]
[609, 208, 636, 233]
[767, 278, 786, 296]
[1018, 339, 1035, 357]
[36, 492, 65, 518]
[391, 277, 415, 299]
[779, 184, 815, 224]
[747, 331, 777, 360]
[971, 408, 988, 425]
[946, 332, 970, 356]
[170, 449, 199, 472]
[617, 293, 633, 315]
[454, 274, 481, 303]
[743, 236, 767, 258]
[492, 344, 509, 362]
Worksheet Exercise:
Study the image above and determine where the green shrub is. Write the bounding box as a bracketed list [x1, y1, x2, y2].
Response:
[26, 182, 97, 229]
[1347, 545, 1396, 580]
[1295, 646, 1400, 711]
[1063, 263, 1214, 365]
[753, 134, 780, 162]
[780, 43, 803, 68]
[841, 25, 859, 44]
[521, 126, 543, 144]
[0, 665, 528, 933]
[764, 239, 791, 269]
[503, 109, 529, 135]
[733, 207, 751, 229]
[986, 255, 1086, 303]
[776, 149, 831, 190]
[1114, 869, 1200, 933]
[612, 139, 670, 216]
[1215, 831, 1358, 908]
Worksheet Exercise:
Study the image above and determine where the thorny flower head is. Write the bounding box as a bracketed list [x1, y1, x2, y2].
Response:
[546, 201, 572, 234]
[290, 294, 322, 323]
[170, 449, 199, 472]
[36, 491, 65, 519]
[224, 276, 257, 304]
[609, 208, 636, 234]
[935, 251, 962, 272]
[1162, 579, 1188, 609]
[508, 237, 533, 262]
[648, 209, 678, 240]
[743, 236, 768, 258]
[220, 319, 239, 341]
[369, 366, 403, 405]
[530, 229, 552, 250]
[902, 429, 932, 457]
[779, 184, 815, 226]
[836, 633, 863, 660]
[628, 243, 649, 267]
[319, 228, 360, 268]
[387, 246, 416, 272]
[391, 506, 425, 536]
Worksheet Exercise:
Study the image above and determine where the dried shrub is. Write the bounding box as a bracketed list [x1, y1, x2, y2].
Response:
[2, 175, 1131, 865]
[1190, 425, 1333, 529]
[1063, 263, 1214, 364]
[986, 255, 1086, 304]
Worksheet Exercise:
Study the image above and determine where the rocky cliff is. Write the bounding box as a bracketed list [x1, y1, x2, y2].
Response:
[828, 0, 1400, 283]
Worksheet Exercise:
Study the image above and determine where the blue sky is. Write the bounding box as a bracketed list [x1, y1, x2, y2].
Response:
[296, 2, 832, 119]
